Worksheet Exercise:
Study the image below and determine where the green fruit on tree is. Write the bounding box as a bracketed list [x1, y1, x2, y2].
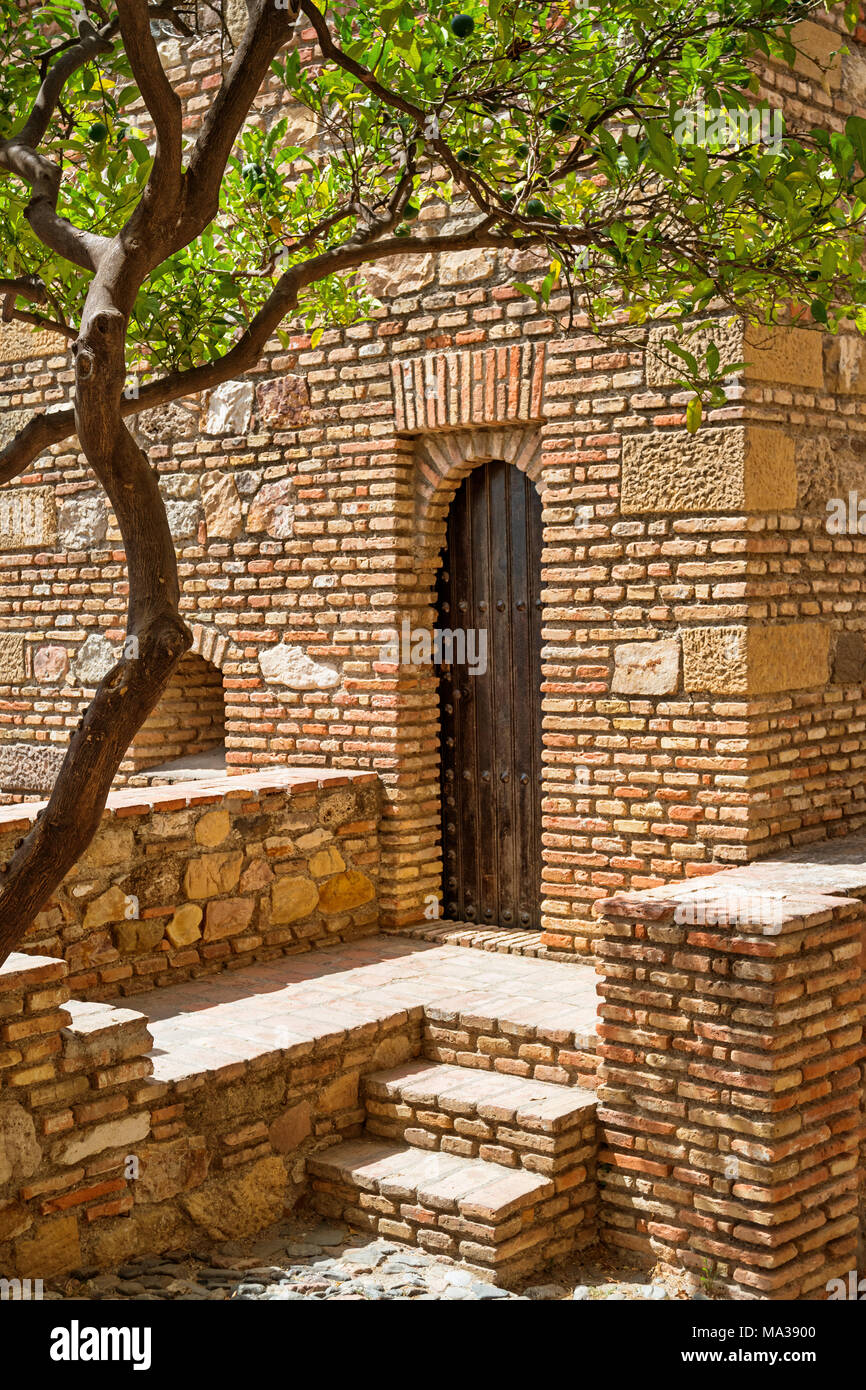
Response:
[450, 13, 475, 39]
[526, 198, 546, 217]
[514, 142, 530, 160]
[548, 110, 569, 135]
[457, 147, 478, 165]
[87, 120, 108, 142]
[394, 224, 411, 238]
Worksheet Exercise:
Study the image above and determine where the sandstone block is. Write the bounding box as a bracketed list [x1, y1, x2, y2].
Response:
[646, 322, 823, 391]
[84, 886, 132, 930]
[681, 622, 831, 695]
[195, 809, 230, 847]
[166, 904, 203, 948]
[268, 1101, 312, 1154]
[271, 875, 319, 924]
[181, 1156, 287, 1241]
[0, 486, 57, 548]
[611, 638, 680, 695]
[0, 635, 25, 683]
[14, 1214, 80, 1278]
[308, 846, 346, 877]
[184, 852, 243, 900]
[201, 471, 243, 540]
[55, 1111, 150, 1166]
[317, 870, 375, 915]
[0, 1102, 42, 1184]
[204, 897, 255, 941]
[0, 320, 68, 363]
[621, 426, 797, 514]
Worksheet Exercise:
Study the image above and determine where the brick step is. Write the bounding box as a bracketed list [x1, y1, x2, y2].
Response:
[364, 1060, 596, 1174]
[308, 1138, 594, 1284]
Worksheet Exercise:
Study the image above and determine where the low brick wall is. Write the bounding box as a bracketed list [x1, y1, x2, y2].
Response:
[594, 871, 865, 1300]
[0, 949, 421, 1278]
[0, 769, 381, 999]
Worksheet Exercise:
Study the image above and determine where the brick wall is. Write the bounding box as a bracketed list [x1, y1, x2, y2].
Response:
[0, 770, 380, 999]
[594, 867, 865, 1299]
[0, 947, 421, 1278]
[2, 12, 866, 955]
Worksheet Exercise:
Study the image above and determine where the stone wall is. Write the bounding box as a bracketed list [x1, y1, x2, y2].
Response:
[122, 652, 226, 777]
[0, 948, 420, 1278]
[2, 10, 866, 953]
[0, 770, 380, 999]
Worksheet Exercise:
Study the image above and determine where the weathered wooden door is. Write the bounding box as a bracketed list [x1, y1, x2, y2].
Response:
[438, 460, 544, 928]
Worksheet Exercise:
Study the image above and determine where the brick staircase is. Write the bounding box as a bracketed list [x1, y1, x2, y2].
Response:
[308, 1058, 597, 1285]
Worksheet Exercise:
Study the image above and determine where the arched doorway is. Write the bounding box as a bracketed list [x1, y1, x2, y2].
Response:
[437, 459, 544, 928]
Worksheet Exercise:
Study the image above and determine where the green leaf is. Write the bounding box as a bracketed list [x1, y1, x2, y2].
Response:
[686, 396, 703, 433]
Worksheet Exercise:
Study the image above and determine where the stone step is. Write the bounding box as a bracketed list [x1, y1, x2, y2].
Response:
[308, 1138, 594, 1284]
[363, 1060, 597, 1174]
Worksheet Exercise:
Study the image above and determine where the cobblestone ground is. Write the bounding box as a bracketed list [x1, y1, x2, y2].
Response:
[43, 1206, 708, 1302]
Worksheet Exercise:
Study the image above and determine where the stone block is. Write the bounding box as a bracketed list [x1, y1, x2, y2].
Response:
[363, 253, 435, 299]
[55, 1111, 150, 1166]
[611, 638, 680, 695]
[84, 886, 132, 930]
[184, 852, 243, 900]
[204, 897, 255, 941]
[0, 486, 57, 548]
[682, 623, 831, 695]
[259, 643, 340, 690]
[308, 846, 346, 877]
[165, 904, 203, 948]
[271, 875, 319, 924]
[0, 741, 64, 793]
[0, 320, 68, 363]
[318, 871, 375, 915]
[255, 377, 311, 429]
[646, 322, 823, 391]
[791, 20, 843, 89]
[268, 1101, 312, 1154]
[181, 1156, 287, 1241]
[621, 426, 797, 514]
[135, 1137, 209, 1203]
[201, 471, 243, 539]
[246, 478, 295, 539]
[0, 1102, 42, 1184]
[0, 635, 25, 684]
[195, 810, 230, 847]
[14, 1214, 80, 1278]
[832, 632, 866, 684]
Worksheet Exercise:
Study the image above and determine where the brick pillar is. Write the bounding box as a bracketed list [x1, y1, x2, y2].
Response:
[594, 878, 864, 1299]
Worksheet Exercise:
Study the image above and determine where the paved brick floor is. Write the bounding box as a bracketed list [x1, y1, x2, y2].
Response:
[112, 935, 599, 1085]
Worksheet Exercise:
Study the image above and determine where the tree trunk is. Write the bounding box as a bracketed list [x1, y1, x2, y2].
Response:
[0, 303, 191, 966]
